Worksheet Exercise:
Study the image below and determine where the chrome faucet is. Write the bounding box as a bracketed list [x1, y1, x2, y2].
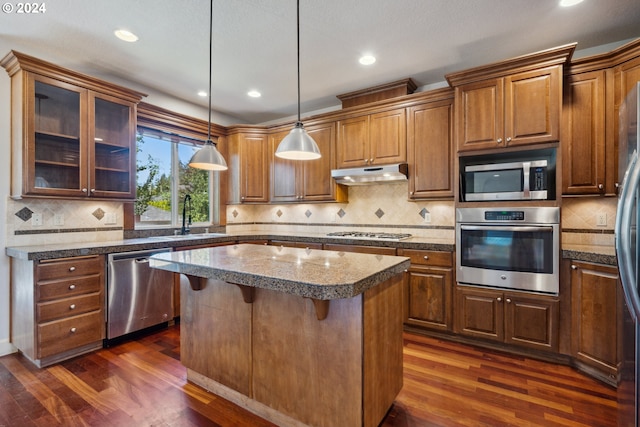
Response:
[181, 194, 192, 235]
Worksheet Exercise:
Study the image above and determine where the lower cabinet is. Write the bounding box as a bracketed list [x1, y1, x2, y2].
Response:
[570, 260, 621, 384]
[11, 255, 105, 367]
[399, 249, 453, 332]
[269, 240, 323, 250]
[454, 286, 559, 353]
[323, 243, 397, 256]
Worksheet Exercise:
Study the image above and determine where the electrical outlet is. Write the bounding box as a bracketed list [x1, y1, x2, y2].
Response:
[53, 214, 64, 226]
[105, 212, 117, 225]
[424, 212, 431, 223]
[32, 213, 43, 226]
[596, 213, 607, 227]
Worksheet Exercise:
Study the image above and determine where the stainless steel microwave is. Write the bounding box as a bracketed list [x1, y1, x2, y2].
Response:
[462, 159, 554, 201]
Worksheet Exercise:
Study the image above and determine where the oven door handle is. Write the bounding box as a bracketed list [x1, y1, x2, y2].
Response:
[459, 225, 554, 233]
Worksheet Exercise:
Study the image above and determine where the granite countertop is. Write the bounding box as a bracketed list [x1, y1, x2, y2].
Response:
[150, 244, 410, 300]
[561, 244, 617, 266]
[5, 231, 454, 261]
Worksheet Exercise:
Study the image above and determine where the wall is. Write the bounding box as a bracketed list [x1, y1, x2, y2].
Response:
[0, 69, 11, 356]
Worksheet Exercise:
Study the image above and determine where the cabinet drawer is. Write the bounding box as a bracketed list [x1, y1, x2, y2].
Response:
[37, 256, 103, 281]
[37, 274, 102, 301]
[37, 311, 104, 359]
[37, 292, 102, 323]
[398, 249, 452, 267]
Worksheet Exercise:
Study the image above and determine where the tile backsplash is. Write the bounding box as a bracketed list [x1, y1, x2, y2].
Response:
[226, 183, 456, 241]
[561, 197, 617, 247]
[7, 198, 124, 246]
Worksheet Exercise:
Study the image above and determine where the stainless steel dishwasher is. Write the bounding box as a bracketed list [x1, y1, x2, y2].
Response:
[106, 248, 173, 340]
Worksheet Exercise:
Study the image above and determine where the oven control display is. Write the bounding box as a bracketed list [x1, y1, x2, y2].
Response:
[484, 211, 525, 221]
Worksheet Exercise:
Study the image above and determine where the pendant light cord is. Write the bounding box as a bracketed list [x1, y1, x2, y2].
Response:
[208, 0, 213, 142]
[296, 0, 301, 123]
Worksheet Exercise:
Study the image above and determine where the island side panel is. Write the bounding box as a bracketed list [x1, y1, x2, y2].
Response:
[252, 289, 363, 427]
[180, 276, 252, 395]
[363, 274, 404, 427]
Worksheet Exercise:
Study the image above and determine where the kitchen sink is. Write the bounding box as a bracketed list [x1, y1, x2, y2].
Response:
[148, 233, 227, 240]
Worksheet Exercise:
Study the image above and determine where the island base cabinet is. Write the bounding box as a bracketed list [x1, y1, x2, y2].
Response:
[180, 274, 404, 427]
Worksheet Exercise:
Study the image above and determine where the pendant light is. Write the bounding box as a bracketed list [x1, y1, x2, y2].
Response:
[189, 0, 228, 171]
[275, 0, 321, 160]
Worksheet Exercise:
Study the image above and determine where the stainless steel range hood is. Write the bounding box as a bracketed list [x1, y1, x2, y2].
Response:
[331, 163, 408, 185]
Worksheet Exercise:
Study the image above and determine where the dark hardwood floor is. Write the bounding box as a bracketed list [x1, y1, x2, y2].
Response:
[0, 324, 617, 427]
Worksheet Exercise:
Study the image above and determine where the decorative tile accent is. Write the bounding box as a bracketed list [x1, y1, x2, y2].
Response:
[15, 207, 34, 222]
[232, 209, 239, 218]
[375, 208, 385, 219]
[305, 209, 312, 218]
[419, 208, 429, 219]
[92, 208, 105, 221]
[337, 208, 346, 218]
[276, 209, 283, 218]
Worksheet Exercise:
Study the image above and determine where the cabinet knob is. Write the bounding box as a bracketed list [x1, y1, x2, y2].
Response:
[68, 284, 76, 290]
[506, 137, 512, 144]
[82, 188, 88, 193]
[423, 255, 429, 260]
[69, 266, 76, 272]
[506, 298, 512, 304]
[69, 304, 76, 310]
[497, 138, 503, 144]
[497, 297, 502, 302]
[410, 191, 414, 195]
[90, 188, 96, 193]
[369, 158, 374, 164]
[70, 327, 77, 333]
[571, 265, 578, 270]
[241, 196, 245, 200]
[598, 183, 604, 191]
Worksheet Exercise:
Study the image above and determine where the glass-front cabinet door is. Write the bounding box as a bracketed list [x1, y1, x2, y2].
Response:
[90, 93, 136, 198]
[28, 76, 88, 196]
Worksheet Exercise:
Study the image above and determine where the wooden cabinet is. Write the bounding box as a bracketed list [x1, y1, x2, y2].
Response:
[1, 51, 143, 200]
[10, 255, 105, 367]
[454, 67, 562, 152]
[407, 93, 455, 199]
[269, 240, 323, 250]
[446, 44, 574, 153]
[399, 249, 453, 332]
[270, 122, 347, 203]
[570, 261, 620, 384]
[228, 131, 269, 203]
[323, 243, 397, 256]
[336, 108, 406, 168]
[562, 70, 607, 195]
[455, 286, 559, 352]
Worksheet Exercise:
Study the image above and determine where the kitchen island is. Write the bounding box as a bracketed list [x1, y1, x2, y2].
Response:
[150, 243, 410, 427]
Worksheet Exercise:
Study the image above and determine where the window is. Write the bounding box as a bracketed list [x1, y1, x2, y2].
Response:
[135, 127, 221, 228]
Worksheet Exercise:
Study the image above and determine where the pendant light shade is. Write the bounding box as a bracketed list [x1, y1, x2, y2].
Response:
[189, 0, 228, 171]
[274, 0, 321, 161]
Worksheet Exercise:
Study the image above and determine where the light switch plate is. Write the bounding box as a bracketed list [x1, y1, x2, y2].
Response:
[32, 213, 43, 226]
[53, 214, 64, 226]
[105, 212, 117, 225]
[596, 213, 607, 227]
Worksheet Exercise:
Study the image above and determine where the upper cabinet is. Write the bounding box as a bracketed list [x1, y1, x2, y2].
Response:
[227, 130, 270, 203]
[446, 44, 575, 153]
[270, 122, 347, 203]
[1, 51, 145, 200]
[406, 90, 455, 199]
[336, 108, 406, 168]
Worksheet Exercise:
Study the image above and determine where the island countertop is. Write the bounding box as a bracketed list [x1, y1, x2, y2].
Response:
[150, 243, 410, 300]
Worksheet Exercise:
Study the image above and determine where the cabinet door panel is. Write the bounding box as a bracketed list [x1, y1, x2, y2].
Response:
[562, 71, 606, 194]
[407, 100, 454, 198]
[456, 79, 503, 152]
[241, 134, 269, 202]
[406, 267, 452, 331]
[504, 66, 560, 146]
[270, 131, 297, 202]
[337, 116, 369, 168]
[369, 109, 406, 164]
[504, 295, 558, 351]
[455, 287, 503, 342]
[301, 123, 336, 200]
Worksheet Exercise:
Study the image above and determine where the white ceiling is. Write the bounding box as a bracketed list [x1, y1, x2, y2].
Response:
[2, 0, 640, 125]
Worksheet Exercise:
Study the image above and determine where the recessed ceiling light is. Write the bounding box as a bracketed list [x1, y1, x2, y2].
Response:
[114, 29, 139, 42]
[559, 0, 584, 7]
[197, 91, 207, 97]
[359, 55, 376, 65]
[248, 90, 261, 98]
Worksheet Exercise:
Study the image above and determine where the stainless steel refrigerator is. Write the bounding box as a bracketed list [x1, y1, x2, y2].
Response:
[616, 81, 640, 427]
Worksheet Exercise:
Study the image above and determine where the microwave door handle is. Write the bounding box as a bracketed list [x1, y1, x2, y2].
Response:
[522, 161, 531, 199]
[615, 150, 640, 320]
[460, 225, 553, 233]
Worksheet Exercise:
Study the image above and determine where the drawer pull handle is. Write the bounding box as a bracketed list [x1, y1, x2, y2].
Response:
[70, 327, 77, 333]
[69, 304, 76, 310]
[423, 255, 429, 260]
[69, 284, 76, 290]
[69, 266, 76, 272]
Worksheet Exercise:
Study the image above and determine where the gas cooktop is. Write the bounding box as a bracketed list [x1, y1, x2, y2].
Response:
[326, 231, 412, 241]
